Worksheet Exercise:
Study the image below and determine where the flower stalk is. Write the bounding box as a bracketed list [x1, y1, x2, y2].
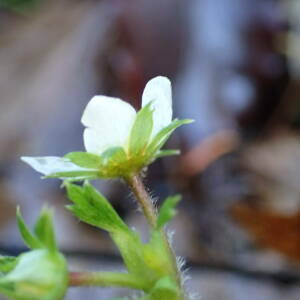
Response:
[16, 76, 194, 300]
[126, 173, 186, 299]
[69, 272, 145, 290]
[125, 174, 157, 228]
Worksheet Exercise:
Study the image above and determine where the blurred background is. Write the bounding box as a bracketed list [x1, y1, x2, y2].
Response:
[0, 0, 300, 299]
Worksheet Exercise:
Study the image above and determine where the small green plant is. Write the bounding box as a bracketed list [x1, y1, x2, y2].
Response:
[0, 76, 194, 299]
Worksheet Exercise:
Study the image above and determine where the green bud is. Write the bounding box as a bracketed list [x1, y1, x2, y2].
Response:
[0, 249, 68, 300]
[0, 208, 68, 300]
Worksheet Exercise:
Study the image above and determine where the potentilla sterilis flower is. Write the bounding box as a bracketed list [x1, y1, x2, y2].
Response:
[22, 76, 193, 180]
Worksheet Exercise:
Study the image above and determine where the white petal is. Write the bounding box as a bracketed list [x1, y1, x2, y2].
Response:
[83, 128, 109, 154]
[142, 76, 172, 136]
[81, 96, 136, 154]
[21, 156, 92, 176]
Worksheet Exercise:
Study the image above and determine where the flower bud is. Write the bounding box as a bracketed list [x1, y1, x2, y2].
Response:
[0, 249, 68, 300]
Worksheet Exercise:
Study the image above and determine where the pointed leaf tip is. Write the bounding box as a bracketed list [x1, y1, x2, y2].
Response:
[65, 182, 129, 233]
[34, 207, 57, 252]
[16, 207, 42, 250]
[16, 207, 58, 252]
[157, 195, 181, 229]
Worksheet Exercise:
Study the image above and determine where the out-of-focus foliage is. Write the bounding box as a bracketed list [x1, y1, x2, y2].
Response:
[0, 0, 43, 13]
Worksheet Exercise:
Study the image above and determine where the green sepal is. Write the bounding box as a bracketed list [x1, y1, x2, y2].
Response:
[97, 147, 134, 178]
[47, 147, 130, 179]
[129, 103, 153, 156]
[101, 147, 127, 167]
[0, 257, 18, 274]
[157, 195, 181, 229]
[154, 149, 180, 159]
[148, 119, 193, 155]
[64, 152, 102, 169]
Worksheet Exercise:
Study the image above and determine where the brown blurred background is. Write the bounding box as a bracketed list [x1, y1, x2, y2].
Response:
[1, 0, 300, 299]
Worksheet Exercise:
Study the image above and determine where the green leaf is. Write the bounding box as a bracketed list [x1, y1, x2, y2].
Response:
[64, 152, 102, 169]
[34, 208, 57, 252]
[65, 183, 154, 280]
[0, 257, 18, 274]
[129, 103, 153, 155]
[0, 284, 15, 300]
[16, 207, 59, 253]
[16, 207, 42, 250]
[65, 182, 129, 233]
[98, 147, 131, 178]
[157, 195, 181, 229]
[155, 149, 180, 158]
[148, 119, 193, 154]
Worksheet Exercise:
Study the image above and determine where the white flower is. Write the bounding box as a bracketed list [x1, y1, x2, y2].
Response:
[21, 156, 95, 176]
[81, 76, 172, 154]
[21, 76, 175, 179]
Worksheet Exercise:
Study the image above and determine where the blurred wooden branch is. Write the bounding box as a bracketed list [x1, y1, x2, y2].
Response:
[179, 129, 240, 177]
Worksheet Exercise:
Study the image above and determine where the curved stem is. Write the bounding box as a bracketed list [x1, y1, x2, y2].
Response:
[125, 173, 185, 297]
[69, 271, 145, 290]
[125, 174, 157, 228]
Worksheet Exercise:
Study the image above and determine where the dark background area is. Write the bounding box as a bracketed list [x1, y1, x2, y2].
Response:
[1, 0, 300, 299]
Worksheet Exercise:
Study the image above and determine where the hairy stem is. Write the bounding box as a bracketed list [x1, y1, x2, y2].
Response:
[69, 272, 145, 290]
[125, 174, 157, 227]
[125, 173, 185, 298]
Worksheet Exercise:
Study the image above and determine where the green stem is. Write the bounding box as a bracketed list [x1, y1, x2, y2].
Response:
[125, 174, 185, 298]
[125, 174, 157, 228]
[69, 271, 145, 290]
